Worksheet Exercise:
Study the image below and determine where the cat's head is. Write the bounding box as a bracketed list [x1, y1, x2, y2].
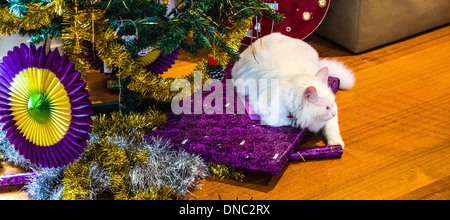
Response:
[294, 67, 337, 130]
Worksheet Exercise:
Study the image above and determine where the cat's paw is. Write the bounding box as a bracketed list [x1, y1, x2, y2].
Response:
[328, 138, 345, 149]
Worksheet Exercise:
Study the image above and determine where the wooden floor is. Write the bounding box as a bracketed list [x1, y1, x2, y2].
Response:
[1, 25, 449, 200]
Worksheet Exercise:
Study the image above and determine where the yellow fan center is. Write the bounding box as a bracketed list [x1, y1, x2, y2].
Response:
[139, 49, 161, 66]
[8, 68, 72, 147]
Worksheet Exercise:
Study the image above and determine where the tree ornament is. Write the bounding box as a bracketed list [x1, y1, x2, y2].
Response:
[139, 47, 180, 75]
[206, 63, 224, 80]
[82, 41, 109, 74]
[208, 57, 218, 66]
[244, 0, 330, 43]
[0, 43, 93, 168]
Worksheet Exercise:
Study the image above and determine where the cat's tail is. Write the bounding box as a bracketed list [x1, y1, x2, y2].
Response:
[319, 59, 355, 90]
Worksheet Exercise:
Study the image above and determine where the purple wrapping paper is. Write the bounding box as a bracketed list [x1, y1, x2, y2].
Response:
[0, 172, 36, 188]
[289, 145, 343, 161]
[148, 61, 341, 175]
[82, 41, 180, 76]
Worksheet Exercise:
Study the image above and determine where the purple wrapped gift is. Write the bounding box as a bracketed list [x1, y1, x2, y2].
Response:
[290, 145, 343, 161]
[148, 62, 341, 175]
[0, 172, 36, 188]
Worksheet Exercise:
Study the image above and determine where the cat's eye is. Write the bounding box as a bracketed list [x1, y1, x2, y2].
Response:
[326, 106, 330, 110]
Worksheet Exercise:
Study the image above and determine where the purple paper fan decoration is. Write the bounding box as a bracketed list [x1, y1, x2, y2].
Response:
[82, 40, 179, 76]
[0, 43, 93, 168]
[143, 48, 180, 75]
[82, 40, 106, 74]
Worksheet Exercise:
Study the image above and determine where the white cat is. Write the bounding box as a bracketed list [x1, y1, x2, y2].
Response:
[231, 33, 355, 148]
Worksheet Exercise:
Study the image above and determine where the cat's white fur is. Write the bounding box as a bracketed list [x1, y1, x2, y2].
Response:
[231, 33, 354, 148]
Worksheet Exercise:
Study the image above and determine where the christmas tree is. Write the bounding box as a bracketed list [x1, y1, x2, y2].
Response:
[0, 0, 284, 101]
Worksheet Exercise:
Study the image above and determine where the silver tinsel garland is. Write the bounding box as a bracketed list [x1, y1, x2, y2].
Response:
[127, 137, 208, 198]
[1, 123, 209, 200]
[24, 167, 65, 200]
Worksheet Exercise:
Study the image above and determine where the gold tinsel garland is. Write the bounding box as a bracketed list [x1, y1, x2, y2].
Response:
[91, 22, 211, 102]
[0, 1, 62, 36]
[61, 108, 244, 200]
[61, 109, 173, 200]
[61, 0, 100, 81]
[65, 6, 252, 101]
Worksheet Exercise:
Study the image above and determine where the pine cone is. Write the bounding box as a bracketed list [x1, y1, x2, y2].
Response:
[207, 64, 224, 80]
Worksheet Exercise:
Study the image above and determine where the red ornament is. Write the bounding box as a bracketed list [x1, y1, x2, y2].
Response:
[243, 0, 330, 45]
[222, 19, 233, 28]
[208, 57, 218, 65]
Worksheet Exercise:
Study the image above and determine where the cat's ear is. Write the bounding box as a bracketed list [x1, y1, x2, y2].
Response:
[304, 86, 318, 103]
[315, 67, 329, 84]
